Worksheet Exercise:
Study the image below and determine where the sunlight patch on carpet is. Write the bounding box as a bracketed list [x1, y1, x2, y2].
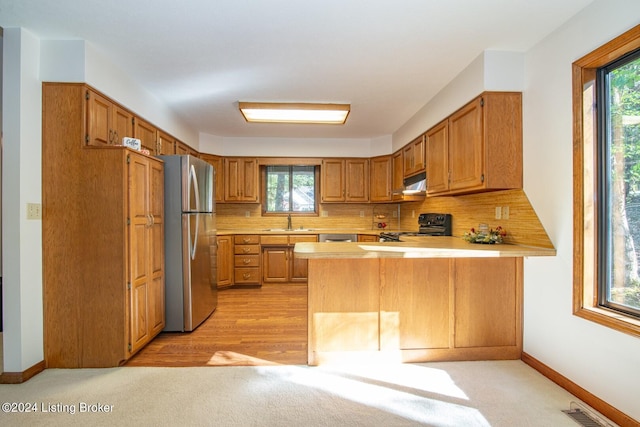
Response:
[207, 351, 281, 366]
[255, 364, 487, 426]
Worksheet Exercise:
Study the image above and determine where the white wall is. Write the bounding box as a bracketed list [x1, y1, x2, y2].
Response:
[39, 40, 197, 147]
[2, 32, 197, 374]
[201, 135, 386, 158]
[392, 50, 525, 151]
[523, 0, 640, 420]
[2, 27, 44, 372]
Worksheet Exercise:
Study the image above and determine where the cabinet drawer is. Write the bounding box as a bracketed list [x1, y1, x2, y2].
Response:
[260, 235, 289, 245]
[234, 254, 260, 267]
[235, 244, 260, 255]
[234, 235, 259, 245]
[289, 235, 318, 244]
[234, 267, 261, 283]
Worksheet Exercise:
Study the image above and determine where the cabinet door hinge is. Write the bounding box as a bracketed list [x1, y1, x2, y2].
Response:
[480, 173, 485, 183]
[85, 134, 89, 144]
[127, 282, 131, 289]
[127, 217, 130, 225]
[480, 97, 484, 107]
[127, 154, 130, 164]
[85, 90, 90, 100]
[131, 117, 135, 126]
[128, 343, 132, 351]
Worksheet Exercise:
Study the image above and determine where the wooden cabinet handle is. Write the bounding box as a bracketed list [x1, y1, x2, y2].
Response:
[243, 238, 250, 243]
[243, 259, 250, 264]
[242, 247, 250, 253]
[243, 273, 251, 279]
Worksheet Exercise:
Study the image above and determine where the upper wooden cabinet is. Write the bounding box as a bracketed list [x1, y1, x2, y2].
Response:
[133, 117, 158, 155]
[370, 155, 392, 202]
[321, 159, 345, 202]
[86, 88, 133, 147]
[158, 131, 175, 155]
[403, 134, 426, 178]
[224, 157, 259, 202]
[426, 92, 522, 196]
[321, 158, 369, 203]
[346, 158, 369, 202]
[175, 140, 199, 157]
[391, 150, 404, 201]
[425, 120, 449, 194]
[200, 154, 225, 203]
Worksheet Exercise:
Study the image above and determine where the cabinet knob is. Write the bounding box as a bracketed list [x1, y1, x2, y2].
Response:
[243, 259, 250, 264]
[243, 273, 250, 279]
[243, 247, 250, 253]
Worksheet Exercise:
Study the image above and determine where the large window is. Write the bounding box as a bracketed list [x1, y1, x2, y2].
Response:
[263, 165, 317, 214]
[598, 50, 640, 318]
[573, 24, 640, 336]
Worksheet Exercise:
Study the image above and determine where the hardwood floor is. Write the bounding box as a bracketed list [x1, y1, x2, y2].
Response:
[126, 283, 308, 367]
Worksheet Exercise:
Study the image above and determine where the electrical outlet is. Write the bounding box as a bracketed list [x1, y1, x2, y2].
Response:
[26, 203, 42, 220]
[503, 206, 510, 219]
[360, 210, 364, 218]
[411, 210, 415, 218]
[245, 211, 250, 218]
[321, 211, 328, 217]
[495, 206, 502, 219]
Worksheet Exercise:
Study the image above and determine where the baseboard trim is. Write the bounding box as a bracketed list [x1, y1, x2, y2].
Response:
[0, 360, 46, 384]
[521, 352, 638, 427]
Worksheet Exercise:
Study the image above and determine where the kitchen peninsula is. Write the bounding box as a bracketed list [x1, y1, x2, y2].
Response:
[295, 238, 555, 365]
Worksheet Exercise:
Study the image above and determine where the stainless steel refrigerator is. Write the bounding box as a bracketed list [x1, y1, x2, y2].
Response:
[159, 155, 217, 332]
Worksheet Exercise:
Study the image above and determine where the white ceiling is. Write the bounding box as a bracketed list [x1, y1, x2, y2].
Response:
[0, 0, 593, 139]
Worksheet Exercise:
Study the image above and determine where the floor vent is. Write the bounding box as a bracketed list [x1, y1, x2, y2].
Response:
[562, 402, 617, 427]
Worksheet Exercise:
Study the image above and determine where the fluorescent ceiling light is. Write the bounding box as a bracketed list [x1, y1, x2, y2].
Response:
[239, 102, 350, 124]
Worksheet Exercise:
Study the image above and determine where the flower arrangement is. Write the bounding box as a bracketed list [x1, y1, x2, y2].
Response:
[463, 226, 507, 244]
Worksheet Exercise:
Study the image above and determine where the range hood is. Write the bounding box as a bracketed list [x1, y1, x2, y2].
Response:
[402, 172, 426, 195]
[392, 171, 426, 201]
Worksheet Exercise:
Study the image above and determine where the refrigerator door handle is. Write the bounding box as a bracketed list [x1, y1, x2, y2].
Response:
[191, 214, 199, 260]
[189, 164, 201, 212]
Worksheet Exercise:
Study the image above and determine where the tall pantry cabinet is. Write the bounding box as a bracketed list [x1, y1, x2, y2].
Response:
[42, 83, 165, 367]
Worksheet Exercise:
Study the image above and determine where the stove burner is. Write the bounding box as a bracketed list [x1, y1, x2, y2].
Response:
[379, 213, 452, 242]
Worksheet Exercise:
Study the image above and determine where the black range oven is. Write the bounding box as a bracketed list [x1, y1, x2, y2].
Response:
[379, 213, 452, 242]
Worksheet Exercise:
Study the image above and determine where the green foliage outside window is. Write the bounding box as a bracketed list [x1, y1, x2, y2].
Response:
[265, 166, 316, 213]
[603, 52, 640, 314]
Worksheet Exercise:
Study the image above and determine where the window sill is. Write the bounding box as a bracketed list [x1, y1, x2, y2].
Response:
[574, 305, 640, 339]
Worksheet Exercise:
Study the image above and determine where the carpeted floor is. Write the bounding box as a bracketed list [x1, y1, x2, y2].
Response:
[0, 360, 587, 426]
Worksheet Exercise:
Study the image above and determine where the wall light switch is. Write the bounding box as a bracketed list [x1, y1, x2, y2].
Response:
[245, 211, 250, 218]
[503, 206, 510, 219]
[360, 210, 364, 218]
[27, 203, 42, 220]
[495, 206, 502, 219]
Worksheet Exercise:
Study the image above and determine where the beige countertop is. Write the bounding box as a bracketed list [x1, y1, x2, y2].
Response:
[293, 236, 556, 259]
[217, 228, 384, 235]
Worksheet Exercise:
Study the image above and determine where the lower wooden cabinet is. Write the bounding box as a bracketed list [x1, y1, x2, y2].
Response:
[216, 235, 234, 288]
[358, 234, 379, 242]
[380, 259, 450, 350]
[234, 235, 261, 285]
[307, 256, 522, 365]
[453, 258, 520, 348]
[263, 247, 290, 282]
[261, 234, 317, 283]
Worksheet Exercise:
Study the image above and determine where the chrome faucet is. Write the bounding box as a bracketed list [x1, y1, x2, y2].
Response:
[287, 213, 292, 230]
